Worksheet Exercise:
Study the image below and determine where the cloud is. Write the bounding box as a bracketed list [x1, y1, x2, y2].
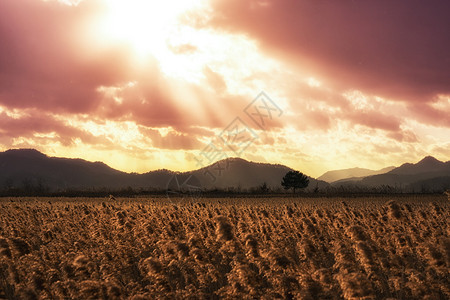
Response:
[203, 66, 227, 94]
[169, 43, 198, 55]
[139, 127, 203, 150]
[0, 0, 449, 174]
[0, 108, 108, 146]
[387, 130, 418, 143]
[209, 0, 450, 103]
[0, 0, 255, 133]
[408, 102, 450, 128]
[0, 0, 136, 114]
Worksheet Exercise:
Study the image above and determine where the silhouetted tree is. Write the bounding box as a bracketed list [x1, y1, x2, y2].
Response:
[281, 171, 309, 194]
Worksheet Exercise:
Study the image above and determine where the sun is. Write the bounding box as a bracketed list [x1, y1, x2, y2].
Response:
[98, 0, 204, 59]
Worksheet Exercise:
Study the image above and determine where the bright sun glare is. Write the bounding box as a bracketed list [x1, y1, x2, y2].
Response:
[100, 0, 203, 59]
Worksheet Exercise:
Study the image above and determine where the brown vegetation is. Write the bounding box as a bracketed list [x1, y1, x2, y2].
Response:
[0, 196, 448, 299]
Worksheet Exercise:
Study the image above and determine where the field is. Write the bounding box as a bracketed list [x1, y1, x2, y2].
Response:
[0, 196, 448, 299]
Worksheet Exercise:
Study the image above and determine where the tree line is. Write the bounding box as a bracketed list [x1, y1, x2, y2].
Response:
[1, 171, 446, 197]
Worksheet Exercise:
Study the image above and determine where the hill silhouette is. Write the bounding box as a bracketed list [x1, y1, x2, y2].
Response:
[335, 156, 450, 192]
[318, 166, 395, 183]
[0, 149, 328, 193]
[389, 156, 448, 175]
[2, 149, 448, 194]
[188, 157, 328, 191]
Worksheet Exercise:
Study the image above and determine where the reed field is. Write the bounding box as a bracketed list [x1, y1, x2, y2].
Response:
[0, 196, 448, 299]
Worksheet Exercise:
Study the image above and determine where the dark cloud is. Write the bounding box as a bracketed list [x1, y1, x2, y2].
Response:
[210, 0, 450, 102]
[0, 0, 138, 113]
[408, 103, 450, 127]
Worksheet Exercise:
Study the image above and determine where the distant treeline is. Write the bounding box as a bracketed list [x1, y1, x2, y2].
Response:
[0, 183, 446, 198]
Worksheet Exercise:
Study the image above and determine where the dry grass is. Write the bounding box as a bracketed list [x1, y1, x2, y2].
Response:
[0, 195, 448, 299]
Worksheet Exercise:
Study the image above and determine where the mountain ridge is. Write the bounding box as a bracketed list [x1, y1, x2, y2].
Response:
[0, 149, 327, 192]
[1, 149, 449, 193]
[318, 166, 396, 183]
[334, 156, 450, 192]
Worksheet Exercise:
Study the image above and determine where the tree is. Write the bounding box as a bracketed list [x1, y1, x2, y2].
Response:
[281, 171, 309, 194]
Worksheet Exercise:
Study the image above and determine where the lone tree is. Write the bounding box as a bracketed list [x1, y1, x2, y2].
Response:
[281, 171, 309, 194]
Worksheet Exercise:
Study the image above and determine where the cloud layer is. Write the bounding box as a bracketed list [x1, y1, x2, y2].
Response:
[0, 0, 449, 175]
[210, 0, 450, 102]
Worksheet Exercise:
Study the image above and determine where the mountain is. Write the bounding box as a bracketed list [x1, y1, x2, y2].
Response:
[0, 149, 328, 192]
[357, 156, 450, 192]
[0, 149, 167, 190]
[3, 149, 446, 194]
[318, 166, 395, 183]
[188, 157, 329, 191]
[389, 156, 448, 175]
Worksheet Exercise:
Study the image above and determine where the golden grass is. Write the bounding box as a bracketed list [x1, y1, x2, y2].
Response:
[0, 195, 448, 299]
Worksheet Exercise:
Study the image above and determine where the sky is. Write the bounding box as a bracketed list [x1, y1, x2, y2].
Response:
[0, 0, 449, 177]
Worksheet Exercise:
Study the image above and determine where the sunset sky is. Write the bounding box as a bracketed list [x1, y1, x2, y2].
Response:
[0, 0, 449, 177]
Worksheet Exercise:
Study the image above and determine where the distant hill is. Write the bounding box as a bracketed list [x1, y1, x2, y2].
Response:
[0, 149, 328, 192]
[389, 156, 448, 175]
[188, 157, 329, 191]
[0, 149, 174, 190]
[3, 149, 447, 194]
[318, 166, 395, 183]
[354, 156, 450, 192]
